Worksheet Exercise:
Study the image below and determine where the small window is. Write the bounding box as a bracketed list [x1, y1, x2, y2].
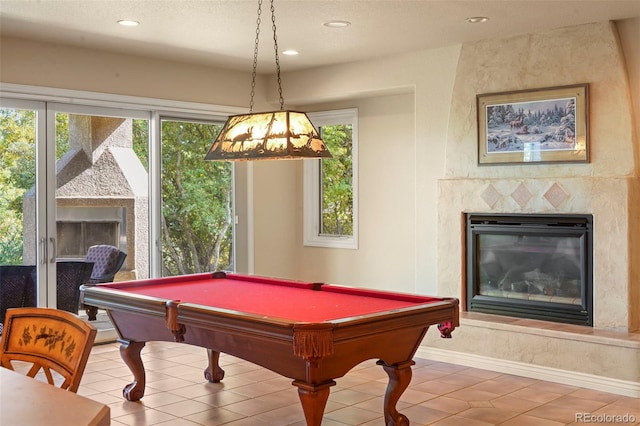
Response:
[304, 108, 358, 249]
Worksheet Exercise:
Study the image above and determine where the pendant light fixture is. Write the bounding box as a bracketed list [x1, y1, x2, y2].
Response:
[205, 0, 331, 161]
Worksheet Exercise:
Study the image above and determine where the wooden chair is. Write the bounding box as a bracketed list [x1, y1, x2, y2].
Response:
[0, 307, 97, 392]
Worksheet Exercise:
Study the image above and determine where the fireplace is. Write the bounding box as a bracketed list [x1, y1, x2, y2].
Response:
[466, 213, 593, 326]
[56, 206, 126, 258]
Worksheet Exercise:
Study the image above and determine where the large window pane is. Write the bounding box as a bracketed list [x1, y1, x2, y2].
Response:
[0, 108, 36, 265]
[0, 106, 38, 321]
[304, 108, 358, 249]
[320, 124, 354, 236]
[160, 119, 233, 276]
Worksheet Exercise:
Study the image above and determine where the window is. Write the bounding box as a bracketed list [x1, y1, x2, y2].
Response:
[304, 108, 358, 249]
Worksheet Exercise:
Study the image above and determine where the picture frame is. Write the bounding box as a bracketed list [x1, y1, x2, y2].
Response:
[477, 84, 588, 165]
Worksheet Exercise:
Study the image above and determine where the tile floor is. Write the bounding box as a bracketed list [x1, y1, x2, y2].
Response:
[77, 340, 640, 426]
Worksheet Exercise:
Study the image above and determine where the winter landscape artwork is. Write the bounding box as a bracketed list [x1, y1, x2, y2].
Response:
[477, 84, 588, 165]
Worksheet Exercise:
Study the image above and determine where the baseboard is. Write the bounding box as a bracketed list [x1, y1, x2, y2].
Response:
[416, 346, 640, 398]
[95, 328, 118, 344]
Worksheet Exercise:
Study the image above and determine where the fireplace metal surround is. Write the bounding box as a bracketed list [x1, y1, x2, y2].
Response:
[466, 213, 593, 326]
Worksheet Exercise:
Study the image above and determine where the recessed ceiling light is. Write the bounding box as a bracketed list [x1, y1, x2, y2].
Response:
[282, 49, 299, 56]
[323, 20, 351, 28]
[465, 16, 489, 24]
[117, 20, 140, 27]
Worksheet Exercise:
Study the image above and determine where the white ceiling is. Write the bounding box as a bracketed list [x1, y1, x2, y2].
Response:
[1, 0, 639, 73]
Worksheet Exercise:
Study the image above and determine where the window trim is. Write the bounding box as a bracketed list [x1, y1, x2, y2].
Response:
[303, 108, 358, 249]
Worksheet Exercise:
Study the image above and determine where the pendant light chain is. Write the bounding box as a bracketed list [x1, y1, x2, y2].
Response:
[249, 0, 285, 112]
[269, 0, 285, 110]
[249, 0, 263, 113]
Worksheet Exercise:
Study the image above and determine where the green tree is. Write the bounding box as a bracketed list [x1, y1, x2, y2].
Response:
[0, 109, 36, 264]
[320, 124, 353, 235]
[150, 121, 233, 276]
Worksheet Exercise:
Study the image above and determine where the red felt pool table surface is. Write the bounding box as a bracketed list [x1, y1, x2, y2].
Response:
[98, 272, 442, 322]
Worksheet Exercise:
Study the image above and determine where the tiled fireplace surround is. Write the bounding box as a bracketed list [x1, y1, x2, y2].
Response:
[420, 21, 640, 397]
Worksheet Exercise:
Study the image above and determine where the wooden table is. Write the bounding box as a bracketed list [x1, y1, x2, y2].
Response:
[0, 367, 110, 426]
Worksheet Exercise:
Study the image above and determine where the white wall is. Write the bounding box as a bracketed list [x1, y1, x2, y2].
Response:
[257, 46, 460, 294]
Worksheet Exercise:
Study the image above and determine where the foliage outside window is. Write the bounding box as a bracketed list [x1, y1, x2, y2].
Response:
[0, 108, 34, 264]
[0, 109, 68, 264]
[304, 108, 358, 249]
[152, 120, 233, 276]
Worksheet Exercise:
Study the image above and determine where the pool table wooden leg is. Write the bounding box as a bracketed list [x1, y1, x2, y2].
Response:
[119, 339, 146, 401]
[293, 380, 335, 426]
[378, 359, 414, 426]
[204, 349, 225, 382]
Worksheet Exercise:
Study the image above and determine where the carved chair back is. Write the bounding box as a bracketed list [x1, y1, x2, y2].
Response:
[0, 307, 97, 392]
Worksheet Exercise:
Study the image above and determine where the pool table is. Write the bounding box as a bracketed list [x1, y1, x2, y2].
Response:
[81, 272, 459, 425]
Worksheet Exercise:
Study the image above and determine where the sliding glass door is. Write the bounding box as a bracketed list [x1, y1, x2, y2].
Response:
[51, 105, 151, 280]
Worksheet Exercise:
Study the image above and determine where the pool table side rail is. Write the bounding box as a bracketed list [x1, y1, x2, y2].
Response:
[224, 272, 443, 304]
[93, 272, 319, 292]
[91, 272, 445, 305]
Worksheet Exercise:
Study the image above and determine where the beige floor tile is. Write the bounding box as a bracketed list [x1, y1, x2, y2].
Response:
[153, 399, 214, 417]
[500, 413, 567, 426]
[323, 405, 381, 425]
[430, 414, 495, 425]
[509, 386, 565, 403]
[456, 406, 519, 424]
[445, 387, 502, 402]
[113, 407, 178, 426]
[419, 395, 472, 414]
[526, 402, 588, 423]
[182, 407, 247, 426]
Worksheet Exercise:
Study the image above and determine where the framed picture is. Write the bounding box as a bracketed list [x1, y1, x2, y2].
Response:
[477, 84, 588, 165]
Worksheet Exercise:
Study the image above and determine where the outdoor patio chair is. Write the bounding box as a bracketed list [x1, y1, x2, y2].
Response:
[55, 261, 94, 315]
[0, 265, 36, 335]
[84, 245, 126, 320]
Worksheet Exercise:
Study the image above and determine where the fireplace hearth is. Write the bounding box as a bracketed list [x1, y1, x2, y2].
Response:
[466, 213, 593, 326]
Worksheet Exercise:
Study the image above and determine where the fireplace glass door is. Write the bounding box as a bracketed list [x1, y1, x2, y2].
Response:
[467, 214, 593, 326]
